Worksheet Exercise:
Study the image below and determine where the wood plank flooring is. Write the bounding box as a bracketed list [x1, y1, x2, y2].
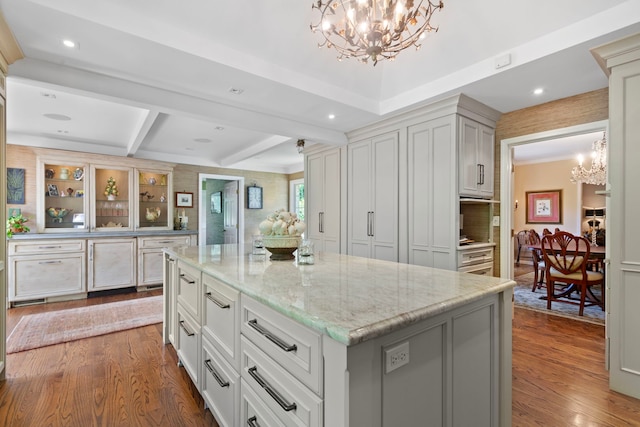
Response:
[1, 290, 639, 426]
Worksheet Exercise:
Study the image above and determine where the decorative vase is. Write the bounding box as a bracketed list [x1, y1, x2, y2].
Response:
[262, 235, 301, 261]
[107, 194, 116, 201]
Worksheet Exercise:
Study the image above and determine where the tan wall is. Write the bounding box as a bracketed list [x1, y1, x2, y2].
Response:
[494, 88, 609, 274]
[513, 159, 580, 235]
[7, 145, 292, 243]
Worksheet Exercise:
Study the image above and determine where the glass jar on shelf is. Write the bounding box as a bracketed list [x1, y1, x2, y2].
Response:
[38, 160, 89, 232]
[136, 169, 172, 229]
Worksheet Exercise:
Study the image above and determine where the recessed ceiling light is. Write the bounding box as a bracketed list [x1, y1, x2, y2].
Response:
[194, 138, 212, 143]
[533, 88, 544, 95]
[228, 87, 244, 95]
[328, 114, 336, 120]
[43, 113, 72, 121]
[215, 126, 225, 131]
[57, 130, 69, 134]
[62, 39, 77, 48]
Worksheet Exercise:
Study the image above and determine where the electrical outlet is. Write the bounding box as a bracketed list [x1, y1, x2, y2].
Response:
[385, 341, 410, 373]
[492, 216, 500, 226]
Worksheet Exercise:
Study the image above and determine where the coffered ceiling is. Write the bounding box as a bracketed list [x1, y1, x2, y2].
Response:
[1, 0, 639, 173]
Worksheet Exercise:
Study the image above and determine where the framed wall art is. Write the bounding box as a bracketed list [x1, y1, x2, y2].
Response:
[7, 168, 25, 204]
[175, 191, 193, 208]
[526, 189, 562, 224]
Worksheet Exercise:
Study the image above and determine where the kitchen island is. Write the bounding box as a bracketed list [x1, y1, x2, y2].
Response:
[164, 244, 515, 427]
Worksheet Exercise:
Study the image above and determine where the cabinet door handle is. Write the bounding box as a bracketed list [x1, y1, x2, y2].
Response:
[370, 211, 374, 237]
[204, 359, 230, 388]
[247, 319, 297, 352]
[38, 260, 62, 265]
[179, 274, 195, 284]
[37, 245, 62, 249]
[319, 211, 324, 233]
[477, 163, 482, 185]
[179, 320, 195, 336]
[247, 416, 260, 427]
[480, 163, 485, 185]
[367, 212, 371, 236]
[205, 292, 230, 309]
[248, 366, 297, 412]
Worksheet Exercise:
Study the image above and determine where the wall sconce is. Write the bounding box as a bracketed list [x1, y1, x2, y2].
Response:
[514, 200, 518, 210]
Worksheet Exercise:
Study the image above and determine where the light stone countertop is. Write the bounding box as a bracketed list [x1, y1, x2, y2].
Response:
[167, 244, 515, 346]
[7, 229, 197, 240]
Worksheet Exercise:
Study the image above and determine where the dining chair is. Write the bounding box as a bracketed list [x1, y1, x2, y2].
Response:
[540, 231, 605, 316]
[528, 229, 545, 291]
[515, 230, 530, 266]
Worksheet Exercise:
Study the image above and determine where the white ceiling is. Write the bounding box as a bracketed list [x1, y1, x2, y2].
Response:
[1, 0, 639, 173]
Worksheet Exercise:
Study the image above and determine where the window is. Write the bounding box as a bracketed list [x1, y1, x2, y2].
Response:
[290, 179, 304, 221]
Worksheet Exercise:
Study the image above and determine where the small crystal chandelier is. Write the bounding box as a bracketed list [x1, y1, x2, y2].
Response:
[310, 0, 444, 66]
[570, 132, 607, 185]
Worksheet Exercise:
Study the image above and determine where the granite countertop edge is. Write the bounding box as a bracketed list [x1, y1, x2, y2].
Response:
[7, 229, 197, 240]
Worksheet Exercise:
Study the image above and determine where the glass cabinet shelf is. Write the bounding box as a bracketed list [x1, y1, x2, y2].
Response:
[137, 170, 172, 229]
[92, 166, 133, 230]
[41, 163, 88, 232]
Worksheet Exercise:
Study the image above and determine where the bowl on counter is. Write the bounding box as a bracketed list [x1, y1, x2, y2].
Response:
[261, 235, 301, 261]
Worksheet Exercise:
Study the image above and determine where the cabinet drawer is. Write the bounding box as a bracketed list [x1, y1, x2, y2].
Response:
[9, 239, 85, 255]
[138, 235, 191, 249]
[177, 260, 201, 321]
[177, 307, 201, 390]
[9, 253, 86, 301]
[202, 336, 240, 427]
[241, 296, 322, 395]
[241, 336, 322, 427]
[241, 378, 283, 427]
[458, 247, 494, 268]
[203, 273, 240, 370]
[458, 261, 494, 276]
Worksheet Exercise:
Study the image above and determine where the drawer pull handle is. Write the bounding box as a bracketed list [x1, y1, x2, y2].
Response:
[38, 260, 62, 265]
[179, 274, 195, 284]
[204, 359, 229, 388]
[38, 245, 62, 249]
[247, 319, 297, 353]
[247, 416, 260, 427]
[206, 292, 230, 309]
[468, 254, 487, 258]
[248, 366, 297, 412]
[179, 320, 195, 336]
[157, 240, 174, 244]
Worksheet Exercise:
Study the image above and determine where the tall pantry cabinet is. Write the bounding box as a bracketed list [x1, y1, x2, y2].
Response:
[305, 147, 343, 253]
[347, 131, 399, 262]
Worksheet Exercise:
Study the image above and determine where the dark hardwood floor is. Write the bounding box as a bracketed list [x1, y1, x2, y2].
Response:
[1, 288, 639, 426]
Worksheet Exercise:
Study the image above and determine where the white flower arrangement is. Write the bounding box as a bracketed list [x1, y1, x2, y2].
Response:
[258, 209, 306, 236]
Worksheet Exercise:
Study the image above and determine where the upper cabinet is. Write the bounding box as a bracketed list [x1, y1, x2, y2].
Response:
[91, 165, 134, 231]
[458, 116, 495, 199]
[37, 159, 89, 233]
[137, 169, 173, 230]
[36, 154, 174, 232]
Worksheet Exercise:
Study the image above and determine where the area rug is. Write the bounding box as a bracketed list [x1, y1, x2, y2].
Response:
[6, 296, 163, 354]
[513, 272, 605, 325]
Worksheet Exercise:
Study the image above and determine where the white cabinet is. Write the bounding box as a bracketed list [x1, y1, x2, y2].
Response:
[458, 116, 495, 199]
[457, 244, 495, 276]
[407, 116, 457, 269]
[202, 336, 240, 427]
[305, 147, 341, 254]
[136, 169, 173, 230]
[177, 306, 201, 390]
[88, 238, 136, 292]
[137, 235, 193, 289]
[8, 239, 86, 303]
[347, 132, 399, 262]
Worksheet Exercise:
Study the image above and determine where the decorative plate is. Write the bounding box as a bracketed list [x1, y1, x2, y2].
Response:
[73, 168, 84, 180]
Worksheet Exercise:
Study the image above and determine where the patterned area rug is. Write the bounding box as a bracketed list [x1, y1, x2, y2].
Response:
[513, 272, 605, 325]
[6, 296, 163, 354]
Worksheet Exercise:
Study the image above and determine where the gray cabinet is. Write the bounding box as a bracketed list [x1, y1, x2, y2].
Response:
[305, 147, 342, 254]
[459, 116, 495, 199]
[347, 132, 399, 262]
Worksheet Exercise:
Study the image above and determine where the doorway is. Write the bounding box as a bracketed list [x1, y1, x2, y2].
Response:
[198, 173, 244, 246]
[499, 120, 609, 279]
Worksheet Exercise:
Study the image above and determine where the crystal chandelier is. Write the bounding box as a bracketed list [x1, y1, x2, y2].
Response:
[310, 0, 444, 66]
[570, 132, 607, 185]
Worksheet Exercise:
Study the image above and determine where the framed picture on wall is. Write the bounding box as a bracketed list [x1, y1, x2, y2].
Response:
[211, 191, 221, 214]
[175, 191, 193, 208]
[526, 189, 562, 224]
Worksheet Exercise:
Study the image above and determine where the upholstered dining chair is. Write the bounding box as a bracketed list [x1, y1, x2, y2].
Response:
[528, 229, 545, 291]
[540, 231, 605, 316]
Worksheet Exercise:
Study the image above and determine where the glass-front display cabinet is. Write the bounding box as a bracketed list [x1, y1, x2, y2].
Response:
[136, 169, 173, 230]
[37, 159, 89, 232]
[90, 165, 133, 231]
